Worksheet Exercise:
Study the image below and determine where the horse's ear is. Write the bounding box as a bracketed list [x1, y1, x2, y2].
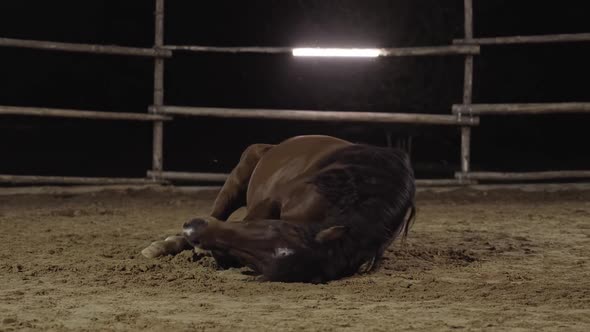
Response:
[315, 226, 348, 243]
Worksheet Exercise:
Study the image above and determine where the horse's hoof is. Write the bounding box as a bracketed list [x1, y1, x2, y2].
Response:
[358, 256, 376, 274]
[165, 235, 184, 242]
[193, 247, 212, 256]
[191, 247, 213, 262]
[142, 235, 193, 259]
[141, 240, 168, 259]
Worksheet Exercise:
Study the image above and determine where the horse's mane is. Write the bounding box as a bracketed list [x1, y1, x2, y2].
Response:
[309, 144, 416, 277]
[313, 144, 415, 225]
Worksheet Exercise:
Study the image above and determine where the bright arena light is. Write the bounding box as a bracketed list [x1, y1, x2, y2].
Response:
[292, 48, 382, 57]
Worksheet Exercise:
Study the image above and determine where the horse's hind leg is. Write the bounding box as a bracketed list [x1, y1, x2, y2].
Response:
[211, 143, 274, 221]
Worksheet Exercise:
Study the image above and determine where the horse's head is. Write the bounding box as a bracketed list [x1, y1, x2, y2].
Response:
[182, 218, 351, 283]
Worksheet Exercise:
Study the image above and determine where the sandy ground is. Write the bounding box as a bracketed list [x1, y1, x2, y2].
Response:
[0, 186, 589, 331]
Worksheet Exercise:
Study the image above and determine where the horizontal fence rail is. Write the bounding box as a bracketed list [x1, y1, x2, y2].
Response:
[0, 37, 172, 57]
[416, 179, 475, 186]
[453, 102, 590, 115]
[0, 175, 166, 185]
[152, 106, 480, 126]
[0, 105, 172, 121]
[454, 32, 590, 45]
[164, 45, 292, 54]
[148, 170, 473, 186]
[164, 45, 480, 56]
[147, 171, 229, 182]
[457, 171, 590, 181]
[379, 45, 479, 56]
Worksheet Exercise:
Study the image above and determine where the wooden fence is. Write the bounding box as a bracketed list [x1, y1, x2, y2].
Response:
[1, 0, 589, 186]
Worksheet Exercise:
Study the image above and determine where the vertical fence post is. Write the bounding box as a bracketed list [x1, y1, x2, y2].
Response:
[151, 0, 165, 179]
[460, 0, 474, 175]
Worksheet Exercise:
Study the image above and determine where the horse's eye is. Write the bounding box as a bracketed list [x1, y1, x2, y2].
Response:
[273, 247, 295, 258]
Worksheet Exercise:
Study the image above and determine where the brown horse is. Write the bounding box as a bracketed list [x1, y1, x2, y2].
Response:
[142, 135, 415, 283]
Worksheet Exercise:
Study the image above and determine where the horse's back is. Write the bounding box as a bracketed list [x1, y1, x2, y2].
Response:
[254, 135, 351, 178]
[248, 135, 352, 192]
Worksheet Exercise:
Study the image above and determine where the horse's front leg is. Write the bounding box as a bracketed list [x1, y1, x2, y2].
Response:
[182, 218, 280, 273]
[141, 144, 273, 259]
[211, 143, 274, 221]
[140, 216, 225, 259]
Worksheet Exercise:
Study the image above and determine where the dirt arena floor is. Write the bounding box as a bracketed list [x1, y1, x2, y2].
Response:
[0, 185, 589, 331]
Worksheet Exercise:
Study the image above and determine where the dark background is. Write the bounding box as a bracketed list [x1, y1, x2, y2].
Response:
[0, 0, 589, 179]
